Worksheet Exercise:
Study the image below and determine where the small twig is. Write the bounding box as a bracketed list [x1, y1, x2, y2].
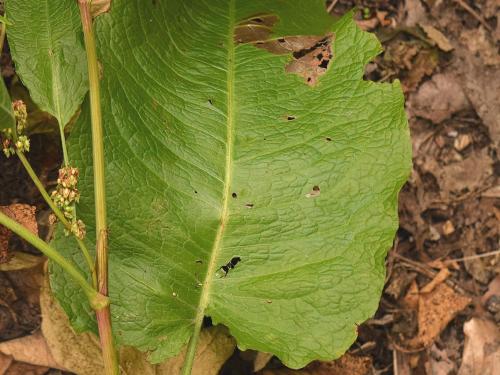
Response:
[454, 0, 493, 32]
[326, 0, 339, 13]
[391, 253, 468, 295]
[443, 249, 500, 264]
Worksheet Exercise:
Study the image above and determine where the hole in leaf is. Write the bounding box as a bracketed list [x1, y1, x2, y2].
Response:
[305, 185, 321, 198]
[232, 192, 237, 198]
[208, 99, 213, 105]
[287, 115, 296, 121]
[245, 203, 254, 208]
[325, 137, 332, 142]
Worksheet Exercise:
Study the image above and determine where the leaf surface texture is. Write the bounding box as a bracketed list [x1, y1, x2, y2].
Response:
[51, 0, 411, 367]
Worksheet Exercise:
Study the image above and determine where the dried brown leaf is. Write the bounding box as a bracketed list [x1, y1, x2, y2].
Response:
[0, 252, 44, 271]
[405, 48, 438, 92]
[40, 275, 105, 375]
[258, 354, 372, 375]
[409, 283, 471, 348]
[0, 204, 38, 262]
[0, 331, 61, 369]
[420, 23, 453, 52]
[254, 352, 274, 372]
[121, 326, 236, 375]
[410, 73, 470, 124]
[458, 318, 500, 375]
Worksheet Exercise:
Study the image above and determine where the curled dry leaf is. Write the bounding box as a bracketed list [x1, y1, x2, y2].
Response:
[419, 23, 453, 52]
[409, 73, 470, 124]
[258, 354, 372, 375]
[458, 318, 500, 375]
[0, 252, 44, 271]
[408, 283, 471, 348]
[0, 331, 61, 370]
[0, 204, 37, 262]
[120, 326, 236, 375]
[254, 351, 274, 372]
[40, 274, 105, 375]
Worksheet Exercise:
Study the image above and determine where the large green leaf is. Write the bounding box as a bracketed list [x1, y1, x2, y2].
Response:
[0, 78, 14, 132]
[6, 0, 87, 129]
[52, 0, 411, 368]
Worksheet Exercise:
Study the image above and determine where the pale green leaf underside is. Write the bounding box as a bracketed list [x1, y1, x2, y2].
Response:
[7, 0, 88, 127]
[51, 0, 411, 368]
[0, 78, 14, 132]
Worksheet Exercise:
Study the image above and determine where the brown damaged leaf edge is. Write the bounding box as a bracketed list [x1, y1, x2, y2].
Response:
[235, 14, 334, 86]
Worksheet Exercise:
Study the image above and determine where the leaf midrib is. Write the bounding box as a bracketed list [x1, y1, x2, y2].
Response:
[190, 0, 236, 331]
[44, 0, 66, 161]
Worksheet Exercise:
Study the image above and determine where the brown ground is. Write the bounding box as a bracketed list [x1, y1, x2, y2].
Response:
[0, 0, 499, 374]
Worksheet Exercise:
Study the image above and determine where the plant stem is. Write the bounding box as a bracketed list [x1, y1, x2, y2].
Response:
[78, 1, 118, 374]
[0, 210, 107, 309]
[16, 149, 96, 286]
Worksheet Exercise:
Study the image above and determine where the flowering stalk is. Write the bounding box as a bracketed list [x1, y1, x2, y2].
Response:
[78, 1, 118, 374]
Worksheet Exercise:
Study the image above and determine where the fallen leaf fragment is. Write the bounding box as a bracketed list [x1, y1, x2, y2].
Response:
[453, 134, 471, 151]
[121, 326, 236, 375]
[40, 275, 105, 375]
[0, 204, 38, 262]
[402, 279, 419, 309]
[355, 17, 379, 31]
[2, 361, 49, 375]
[419, 23, 453, 51]
[409, 283, 471, 348]
[258, 354, 372, 375]
[0, 353, 13, 373]
[254, 351, 274, 372]
[458, 318, 500, 375]
[410, 73, 470, 124]
[0, 252, 44, 271]
[405, 48, 438, 92]
[404, 0, 426, 27]
[0, 331, 62, 370]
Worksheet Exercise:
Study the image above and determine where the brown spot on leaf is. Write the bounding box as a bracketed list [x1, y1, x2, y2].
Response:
[234, 14, 278, 44]
[235, 15, 334, 86]
[285, 35, 333, 86]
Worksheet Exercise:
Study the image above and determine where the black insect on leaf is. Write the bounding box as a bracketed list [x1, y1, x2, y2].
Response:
[219, 256, 241, 277]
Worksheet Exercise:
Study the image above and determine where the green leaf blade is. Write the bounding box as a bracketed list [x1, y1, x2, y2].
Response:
[6, 0, 88, 128]
[52, 0, 411, 368]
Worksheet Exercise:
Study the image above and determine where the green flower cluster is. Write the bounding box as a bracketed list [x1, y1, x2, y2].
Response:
[51, 166, 86, 239]
[1, 100, 30, 157]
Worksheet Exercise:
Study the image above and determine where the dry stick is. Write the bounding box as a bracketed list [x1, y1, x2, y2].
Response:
[391, 253, 468, 295]
[326, 0, 339, 13]
[77, 1, 118, 374]
[443, 249, 500, 264]
[454, 0, 493, 32]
